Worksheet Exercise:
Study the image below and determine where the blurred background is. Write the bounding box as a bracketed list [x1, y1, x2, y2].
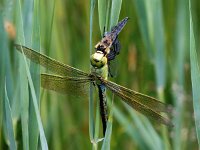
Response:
[0, 0, 200, 149]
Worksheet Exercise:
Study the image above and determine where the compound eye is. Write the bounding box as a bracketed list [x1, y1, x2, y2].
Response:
[90, 53, 107, 68]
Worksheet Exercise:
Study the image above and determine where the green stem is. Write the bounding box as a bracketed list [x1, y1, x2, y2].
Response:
[157, 87, 171, 150]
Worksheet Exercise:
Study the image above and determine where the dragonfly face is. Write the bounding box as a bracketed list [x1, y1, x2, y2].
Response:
[90, 51, 108, 80]
[90, 51, 107, 69]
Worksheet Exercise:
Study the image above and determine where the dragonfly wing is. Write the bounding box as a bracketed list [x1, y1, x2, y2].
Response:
[100, 78, 173, 127]
[102, 79, 172, 113]
[41, 74, 91, 97]
[107, 38, 121, 77]
[15, 44, 89, 78]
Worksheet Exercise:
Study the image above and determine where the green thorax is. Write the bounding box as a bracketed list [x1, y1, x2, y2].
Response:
[91, 64, 108, 80]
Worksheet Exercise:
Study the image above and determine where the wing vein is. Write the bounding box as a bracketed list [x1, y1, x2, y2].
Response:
[15, 44, 89, 77]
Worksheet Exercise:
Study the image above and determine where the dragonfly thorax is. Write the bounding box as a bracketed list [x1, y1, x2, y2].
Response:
[95, 37, 112, 55]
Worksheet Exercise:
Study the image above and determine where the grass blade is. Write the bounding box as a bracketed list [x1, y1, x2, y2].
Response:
[0, 10, 6, 150]
[133, 0, 153, 58]
[113, 105, 147, 150]
[172, 0, 189, 149]
[94, 98, 100, 140]
[89, 0, 96, 143]
[29, 0, 41, 149]
[101, 117, 112, 150]
[15, 0, 29, 149]
[16, 1, 48, 148]
[98, 0, 107, 34]
[110, 0, 122, 28]
[4, 85, 17, 150]
[101, 96, 114, 150]
[133, 0, 166, 89]
[125, 104, 163, 150]
[190, 1, 200, 145]
[19, 46, 48, 150]
[133, 1, 170, 149]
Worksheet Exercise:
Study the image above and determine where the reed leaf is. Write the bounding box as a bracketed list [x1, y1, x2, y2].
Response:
[190, 1, 200, 145]
[4, 85, 17, 150]
[29, 0, 41, 149]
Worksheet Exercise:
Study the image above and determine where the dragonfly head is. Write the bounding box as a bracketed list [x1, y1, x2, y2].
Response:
[90, 51, 107, 68]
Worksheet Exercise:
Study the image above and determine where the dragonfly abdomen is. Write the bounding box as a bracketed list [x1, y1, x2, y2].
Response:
[110, 17, 129, 39]
[97, 84, 108, 135]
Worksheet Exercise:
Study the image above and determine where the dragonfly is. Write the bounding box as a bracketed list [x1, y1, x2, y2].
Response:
[15, 44, 173, 136]
[95, 17, 129, 77]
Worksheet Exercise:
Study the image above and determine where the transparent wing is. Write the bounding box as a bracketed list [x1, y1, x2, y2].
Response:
[100, 78, 173, 127]
[41, 74, 91, 97]
[15, 44, 89, 78]
[107, 57, 120, 78]
[107, 38, 121, 77]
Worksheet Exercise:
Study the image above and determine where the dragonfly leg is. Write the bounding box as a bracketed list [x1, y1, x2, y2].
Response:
[107, 38, 121, 77]
[107, 37, 121, 61]
[107, 61, 114, 78]
[113, 38, 121, 55]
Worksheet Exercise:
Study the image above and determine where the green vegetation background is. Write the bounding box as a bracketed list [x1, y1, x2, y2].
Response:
[0, 0, 200, 149]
